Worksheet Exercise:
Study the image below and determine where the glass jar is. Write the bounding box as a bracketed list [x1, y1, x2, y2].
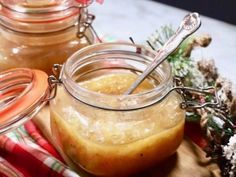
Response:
[0, 0, 95, 74]
[49, 43, 186, 176]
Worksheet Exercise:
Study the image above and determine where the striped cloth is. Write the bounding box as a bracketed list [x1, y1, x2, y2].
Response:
[0, 121, 80, 177]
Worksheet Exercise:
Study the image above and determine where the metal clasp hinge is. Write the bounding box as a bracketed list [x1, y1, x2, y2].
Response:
[77, 8, 102, 43]
[173, 77, 221, 110]
[46, 64, 63, 101]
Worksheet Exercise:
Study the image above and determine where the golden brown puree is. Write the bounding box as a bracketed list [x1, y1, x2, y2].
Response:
[50, 73, 185, 176]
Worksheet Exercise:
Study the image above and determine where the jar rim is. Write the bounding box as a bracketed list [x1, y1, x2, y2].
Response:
[62, 42, 173, 111]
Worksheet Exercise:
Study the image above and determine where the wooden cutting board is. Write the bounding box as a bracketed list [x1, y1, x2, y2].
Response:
[33, 107, 220, 177]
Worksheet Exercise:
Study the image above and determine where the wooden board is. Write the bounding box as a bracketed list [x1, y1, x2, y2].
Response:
[33, 107, 220, 177]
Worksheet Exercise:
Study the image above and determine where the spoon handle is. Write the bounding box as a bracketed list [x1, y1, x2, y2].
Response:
[125, 12, 201, 95]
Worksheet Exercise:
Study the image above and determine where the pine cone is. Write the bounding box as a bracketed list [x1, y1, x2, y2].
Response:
[197, 59, 218, 84]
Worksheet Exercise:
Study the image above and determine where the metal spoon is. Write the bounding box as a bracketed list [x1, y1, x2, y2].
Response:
[125, 12, 201, 95]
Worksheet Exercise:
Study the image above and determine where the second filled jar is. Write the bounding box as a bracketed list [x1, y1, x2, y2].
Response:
[0, 0, 95, 74]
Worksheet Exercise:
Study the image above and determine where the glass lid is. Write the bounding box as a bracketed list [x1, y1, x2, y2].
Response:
[0, 68, 49, 134]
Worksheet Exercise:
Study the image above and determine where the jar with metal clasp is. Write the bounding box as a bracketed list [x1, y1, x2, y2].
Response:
[0, 42, 221, 177]
[0, 0, 98, 74]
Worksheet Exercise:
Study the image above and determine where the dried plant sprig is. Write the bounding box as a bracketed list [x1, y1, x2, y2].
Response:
[148, 25, 236, 177]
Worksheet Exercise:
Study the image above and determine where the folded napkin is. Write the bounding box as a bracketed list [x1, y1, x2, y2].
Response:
[0, 121, 80, 177]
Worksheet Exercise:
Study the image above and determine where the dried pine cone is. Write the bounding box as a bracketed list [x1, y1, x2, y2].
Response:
[197, 59, 218, 84]
[216, 77, 236, 119]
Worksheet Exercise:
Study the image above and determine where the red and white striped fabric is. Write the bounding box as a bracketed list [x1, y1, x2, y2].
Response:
[0, 121, 80, 177]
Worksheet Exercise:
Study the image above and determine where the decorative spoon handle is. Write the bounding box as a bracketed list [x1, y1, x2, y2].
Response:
[125, 12, 201, 95]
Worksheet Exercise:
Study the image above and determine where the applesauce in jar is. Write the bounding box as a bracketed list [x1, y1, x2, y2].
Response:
[0, 0, 95, 74]
[50, 43, 185, 176]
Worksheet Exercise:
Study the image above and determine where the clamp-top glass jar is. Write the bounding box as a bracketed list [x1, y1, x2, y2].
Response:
[50, 43, 186, 176]
[0, 42, 220, 176]
[0, 0, 96, 74]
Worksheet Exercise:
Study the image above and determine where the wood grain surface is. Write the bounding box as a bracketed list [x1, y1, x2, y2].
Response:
[33, 107, 220, 177]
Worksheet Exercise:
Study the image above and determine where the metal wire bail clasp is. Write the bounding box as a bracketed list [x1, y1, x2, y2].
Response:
[173, 77, 221, 110]
[46, 64, 63, 101]
[77, 7, 97, 44]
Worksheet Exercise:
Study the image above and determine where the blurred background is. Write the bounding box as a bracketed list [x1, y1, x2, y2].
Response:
[153, 0, 236, 25]
[90, 0, 236, 82]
